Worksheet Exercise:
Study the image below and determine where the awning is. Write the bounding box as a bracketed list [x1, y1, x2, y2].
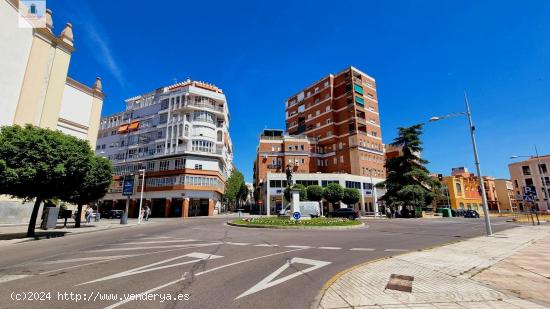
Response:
[128, 121, 140, 131]
[117, 124, 129, 133]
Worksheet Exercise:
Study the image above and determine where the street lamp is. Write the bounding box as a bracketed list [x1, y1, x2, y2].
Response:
[138, 169, 146, 224]
[510, 146, 550, 210]
[428, 93, 493, 236]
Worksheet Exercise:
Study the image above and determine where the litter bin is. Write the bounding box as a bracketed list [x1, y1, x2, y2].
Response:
[41, 207, 60, 229]
[438, 208, 452, 217]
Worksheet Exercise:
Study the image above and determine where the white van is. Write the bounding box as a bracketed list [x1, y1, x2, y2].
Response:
[278, 201, 321, 218]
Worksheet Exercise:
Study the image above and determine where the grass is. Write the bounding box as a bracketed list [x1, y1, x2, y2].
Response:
[231, 217, 361, 227]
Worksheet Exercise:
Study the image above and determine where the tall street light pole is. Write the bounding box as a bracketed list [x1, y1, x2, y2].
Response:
[138, 169, 146, 224]
[429, 93, 493, 236]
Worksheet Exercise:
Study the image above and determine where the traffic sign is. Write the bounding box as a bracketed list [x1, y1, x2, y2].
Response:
[523, 195, 534, 202]
[524, 186, 537, 196]
[292, 212, 301, 220]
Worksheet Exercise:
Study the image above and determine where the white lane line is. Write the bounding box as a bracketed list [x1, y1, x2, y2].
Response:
[103, 248, 305, 309]
[284, 245, 312, 249]
[0, 275, 30, 284]
[140, 236, 174, 240]
[384, 249, 409, 252]
[91, 242, 222, 252]
[317, 247, 342, 250]
[235, 257, 331, 299]
[223, 242, 250, 246]
[117, 239, 197, 245]
[350, 248, 376, 251]
[41, 255, 136, 264]
[79, 252, 222, 286]
[254, 244, 279, 247]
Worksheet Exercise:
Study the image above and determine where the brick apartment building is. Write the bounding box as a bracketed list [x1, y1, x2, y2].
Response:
[253, 66, 386, 215]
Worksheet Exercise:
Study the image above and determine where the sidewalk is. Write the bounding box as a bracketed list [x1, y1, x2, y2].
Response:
[316, 225, 550, 309]
[0, 218, 178, 245]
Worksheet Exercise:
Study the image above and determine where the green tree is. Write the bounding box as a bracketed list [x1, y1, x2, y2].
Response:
[323, 183, 344, 208]
[342, 188, 360, 207]
[224, 168, 244, 211]
[63, 156, 113, 228]
[379, 124, 441, 217]
[0, 125, 93, 237]
[237, 183, 249, 206]
[284, 184, 307, 202]
[306, 185, 324, 202]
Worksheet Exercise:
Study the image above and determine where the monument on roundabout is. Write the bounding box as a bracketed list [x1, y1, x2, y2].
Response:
[286, 164, 302, 220]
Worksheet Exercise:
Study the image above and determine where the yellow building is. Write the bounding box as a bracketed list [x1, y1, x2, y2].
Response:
[0, 0, 105, 223]
[443, 167, 483, 211]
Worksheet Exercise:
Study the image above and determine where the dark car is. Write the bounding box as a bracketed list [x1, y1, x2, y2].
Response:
[327, 208, 359, 220]
[103, 210, 123, 219]
[464, 210, 480, 218]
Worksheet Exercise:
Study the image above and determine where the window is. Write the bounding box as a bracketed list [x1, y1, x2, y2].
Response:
[300, 145, 304, 150]
[525, 178, 534, 186]
[316, 110, 320, 116]
[217, 131, 223, 142]
[522, 166, 531, 175]
[159, 114, 168, 124]
[296, 180, 318, 187]
[355, 96, 365, 106]
[192, 140, 214, 153]
[195, 164, 203, 170]
[160, 99, 169, 110]
[174, 158, 185, 169]
[326, 106, 330, 112]
[455, 183, 462, 195]
[353, 84, 364, 95]
[193, 111, 215, 124]
[159, 160, 170, 171]
[345, 181, 361, 189]
[539, 164, 548, 174]
[321, 180, 338, 187]
[340, 155, 344, 163]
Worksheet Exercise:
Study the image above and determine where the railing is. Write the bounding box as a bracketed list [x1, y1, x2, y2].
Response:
[178, 101, 224, 112]
[267, 164, 282, 169]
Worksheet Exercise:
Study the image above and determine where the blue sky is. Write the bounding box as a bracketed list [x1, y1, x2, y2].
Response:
[49, 0, 550, 182]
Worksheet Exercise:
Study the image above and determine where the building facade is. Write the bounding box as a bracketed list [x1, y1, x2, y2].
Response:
[96, 79, 233, 218]
[0, 1, 104, 224]
[284, 66, 385, 178]
[508, 155, 550, 211]
[494, 179, 518, 212]
[443, 167, 483, 212]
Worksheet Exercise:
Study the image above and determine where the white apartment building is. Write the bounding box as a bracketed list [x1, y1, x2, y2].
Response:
[96, 79, 233, 217]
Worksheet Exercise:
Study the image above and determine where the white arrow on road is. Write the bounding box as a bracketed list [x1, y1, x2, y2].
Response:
[235, 257, 331, 300]
[78, 252, 222, 286]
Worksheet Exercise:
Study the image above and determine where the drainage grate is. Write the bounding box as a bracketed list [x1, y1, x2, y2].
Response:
[385, 274, 414, 292]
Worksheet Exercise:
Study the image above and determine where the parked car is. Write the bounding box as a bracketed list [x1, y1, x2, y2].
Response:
[326, 208, 359, 220]
[464, 210, 480, 218]
[103, 210, 124, 219]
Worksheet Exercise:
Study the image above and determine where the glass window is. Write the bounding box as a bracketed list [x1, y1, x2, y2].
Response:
[353, 84, 364, 95]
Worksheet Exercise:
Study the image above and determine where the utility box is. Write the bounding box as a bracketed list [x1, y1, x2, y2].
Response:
[41, 207, 60, 230]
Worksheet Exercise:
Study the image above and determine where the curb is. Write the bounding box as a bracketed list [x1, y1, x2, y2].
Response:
[226, 221, 365, 230]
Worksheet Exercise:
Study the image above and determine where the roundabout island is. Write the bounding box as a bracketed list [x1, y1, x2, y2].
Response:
[228, 217, 363, 229]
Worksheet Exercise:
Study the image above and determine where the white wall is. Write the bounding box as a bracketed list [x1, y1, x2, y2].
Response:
[185, 156, 219, 172]
[59, 83, 93, 126]
[0, 0, 33, 126]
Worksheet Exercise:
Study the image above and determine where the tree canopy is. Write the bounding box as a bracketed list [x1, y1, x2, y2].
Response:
[323, 183, 344, 205]
[224, 168, 245, 210]
[306, 185, 324, 202]
[342, 188, 360, 206]
[63, 156, 113, 227]
[0, 125, 108, 236]
[379, 124, 441, 217]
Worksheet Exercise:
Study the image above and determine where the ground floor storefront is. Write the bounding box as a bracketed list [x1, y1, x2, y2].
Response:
[100, 197, 217, 218]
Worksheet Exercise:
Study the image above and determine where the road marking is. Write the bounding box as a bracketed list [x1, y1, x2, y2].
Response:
[284, 245, 312, 249]
[235, 257, 331, 299]
[254, 244, 279, 247]
[384, 249, 409, 252]
[41, 255, 137, 264]
[79, 252, 222, 286]
[0, 275, 30, 284]
[223, 242, 250, 246]
[103, 248, 305, 309]
[117, 239, 197, 245]
[91, 242, 222, 252]
[317, 247, 341, 250]
[140, 236, 174, 240]
[350, 248, 376, 251]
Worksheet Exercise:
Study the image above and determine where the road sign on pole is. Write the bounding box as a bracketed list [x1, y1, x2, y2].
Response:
[122, 175, 135, 196]
[292, 212, 301, 220]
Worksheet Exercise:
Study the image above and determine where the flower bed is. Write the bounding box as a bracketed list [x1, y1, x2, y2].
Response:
[231, 217, 361, 227]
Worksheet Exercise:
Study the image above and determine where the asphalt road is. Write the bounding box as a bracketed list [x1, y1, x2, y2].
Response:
[0, 216, 518, 309]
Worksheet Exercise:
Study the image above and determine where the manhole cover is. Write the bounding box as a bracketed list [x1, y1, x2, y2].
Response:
[385, 274, 414, 292]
